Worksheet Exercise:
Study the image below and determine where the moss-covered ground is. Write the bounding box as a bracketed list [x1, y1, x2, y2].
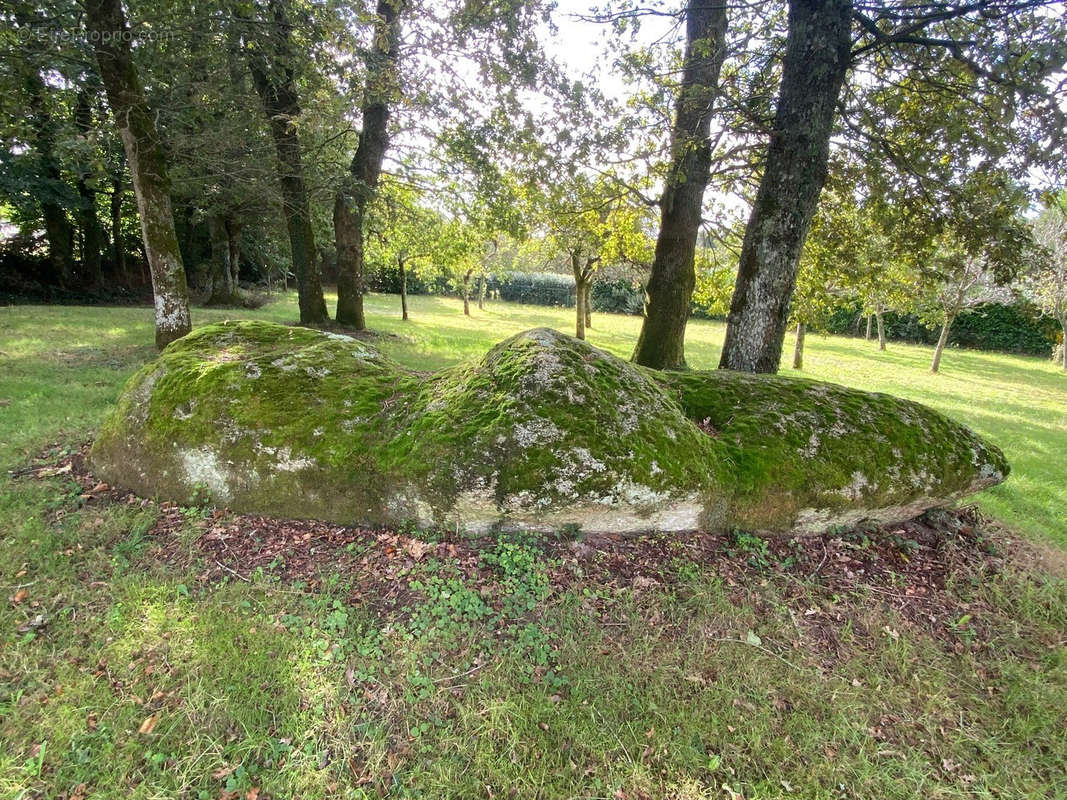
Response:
[1, 292, 1065, 799]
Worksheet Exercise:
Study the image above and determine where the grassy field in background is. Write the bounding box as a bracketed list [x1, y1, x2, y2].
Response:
[1, 293, 1066, 799]
[3, 291, 1064, 546]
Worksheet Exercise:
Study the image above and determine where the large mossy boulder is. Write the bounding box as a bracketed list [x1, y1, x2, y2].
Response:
[92, 321, 1008, 534]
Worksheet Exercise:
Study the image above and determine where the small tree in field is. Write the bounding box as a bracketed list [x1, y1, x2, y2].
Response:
[366, 180, 442, 321]
[789, 188, 870, 369]
[917, 176, 1033, 373]
[1028, 199, 1067, 369]
[918, 240, 1010, 373]
[540, 176, 652, 340]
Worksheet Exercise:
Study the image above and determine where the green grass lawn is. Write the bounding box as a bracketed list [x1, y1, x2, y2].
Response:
[1, 293, 1065, 799]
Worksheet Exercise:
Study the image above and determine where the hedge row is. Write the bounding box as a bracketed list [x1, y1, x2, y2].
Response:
[827, 301, 1059, 357]
[366, 263, 1056, 358]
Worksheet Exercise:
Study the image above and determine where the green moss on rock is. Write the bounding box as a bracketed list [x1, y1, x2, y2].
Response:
[91, 321, 1009, 534]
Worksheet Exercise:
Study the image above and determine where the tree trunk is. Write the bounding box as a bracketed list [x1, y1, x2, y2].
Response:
[206, 214, 238, 305]
[632, 0, 728, 369]
[246, 4, 328, 325]
[574, 269, 587, 340]
[478, 273, 485, 310]
[463, 269, 473, 316]
[931, 313, 954, 373]
[74, 90, 104, 286]
[24, 69, 75, 286]
[335, 0, 402, 329]
[227, 218, 242, 290]
[572, 252, 594, 340]
[792, 322, 805, 369]
[876, 308, 886, 351]
[333, 191, 366, 328]
[719, 0, 852, 373]
[399, 257, 409, 321]
[110, 173, 127, 278]
[1061, 318, 1067, 369]
[86, 0, 191, 348]
[865, 313, 873, 340]
[584, 282, 593, 329]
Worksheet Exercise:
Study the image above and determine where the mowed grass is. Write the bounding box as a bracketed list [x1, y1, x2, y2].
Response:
[0, 293, 1065, 800]
[3, 291, 1063, 544]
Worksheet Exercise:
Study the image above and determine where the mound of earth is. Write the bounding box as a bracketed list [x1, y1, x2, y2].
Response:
[91, 321, 1008, 534]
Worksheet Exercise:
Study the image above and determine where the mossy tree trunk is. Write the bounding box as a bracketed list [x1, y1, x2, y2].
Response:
[792, 322, 805, 369]
[86, 0, 191, 348]
[246, 4, 328, 326]
[335, 0, 403, 329]
[399, 256, 409, 321]
[876, 307, 886, 351]
[931, 312, 956, 373]
[865, 313, 873, 340]
[632, 0, 728, 369]
[719, 0, 852, 374]
[74, 89, 105, 286]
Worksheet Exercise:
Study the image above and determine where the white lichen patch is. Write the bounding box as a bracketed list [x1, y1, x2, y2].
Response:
[838, 471, 871, 500]
[256, 444, 316, 472]
[271, 357, 298, 372]
[511, 417, 563, 448]
[180, 447, 233, 502]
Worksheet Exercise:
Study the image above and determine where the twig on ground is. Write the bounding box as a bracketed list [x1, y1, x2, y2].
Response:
[714, 637, 804, 672]
[215, 559, 250, 582]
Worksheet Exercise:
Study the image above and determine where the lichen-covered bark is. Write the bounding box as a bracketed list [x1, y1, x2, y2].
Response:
[719, 0, 852, 373]
[632, 0, 729, 370]
[86, 0, 191, 348]
[335, 0, 403, 328]
[94, 322, 1009, 536]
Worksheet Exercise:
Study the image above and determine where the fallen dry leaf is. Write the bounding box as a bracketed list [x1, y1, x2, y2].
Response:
[403, 538, 433, 561]
[11, 588, 28, 605]
[138, 715, 159, 735]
